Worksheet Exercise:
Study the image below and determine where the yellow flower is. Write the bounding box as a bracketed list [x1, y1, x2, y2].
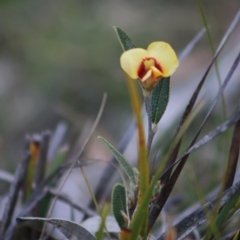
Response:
[120, 42, 179, 91]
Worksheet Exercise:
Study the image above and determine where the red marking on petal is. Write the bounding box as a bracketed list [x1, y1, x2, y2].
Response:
[137, 61, 146, 79]
[137, 57, 162, 79]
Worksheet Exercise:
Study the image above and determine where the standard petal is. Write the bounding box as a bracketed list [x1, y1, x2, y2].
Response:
[147, 42, 179, 77]
[120, 48, 148, 79]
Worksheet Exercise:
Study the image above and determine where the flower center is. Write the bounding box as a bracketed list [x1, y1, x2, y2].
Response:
[137, 58, 163, 80]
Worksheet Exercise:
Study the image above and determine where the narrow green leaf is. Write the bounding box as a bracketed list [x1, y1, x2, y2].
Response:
[112, 183, 127, 228]
[113, 26, 136, 51]
[151, 77, 170, 124]
[99, 136, 136, 185]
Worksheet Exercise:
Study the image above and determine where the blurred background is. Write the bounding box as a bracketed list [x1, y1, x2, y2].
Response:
[0, 0, 239, 173]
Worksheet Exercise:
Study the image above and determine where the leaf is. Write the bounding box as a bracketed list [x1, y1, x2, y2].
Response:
[114, 26, 136, 51]
[93, 111, 136, 206]
[205, 187, 240, 240]
[157, 180, 240, 240]
[223, 119, 240, 190]
[99, 136, 136, 185]
[175, 107, 240, 164]
[151, 77, 170, 124]
[17, 217, 95, 240]
[112, 183, 127, 228]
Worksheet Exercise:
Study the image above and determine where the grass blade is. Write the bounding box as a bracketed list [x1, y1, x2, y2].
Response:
[157, 180, 240, 240]
[223, 119, 240, 190]
[166, 107, 240, 174]
[160, 48, 240, 192]
[161, 9, 240, 186]
[205, 187, 240, 240]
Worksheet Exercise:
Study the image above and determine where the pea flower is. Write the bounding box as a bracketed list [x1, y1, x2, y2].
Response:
[120, 42, 179, 91]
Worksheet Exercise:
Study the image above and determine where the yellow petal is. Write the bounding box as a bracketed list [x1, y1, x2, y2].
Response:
[147, 42, 179, 77]
[120, 48, 148, 79]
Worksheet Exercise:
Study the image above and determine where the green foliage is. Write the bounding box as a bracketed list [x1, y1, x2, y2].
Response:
[99, 136, 136, 185]
[151, 77, 170, 124]
[114, 26, 136, 51]
[112, 183, 127, 229]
